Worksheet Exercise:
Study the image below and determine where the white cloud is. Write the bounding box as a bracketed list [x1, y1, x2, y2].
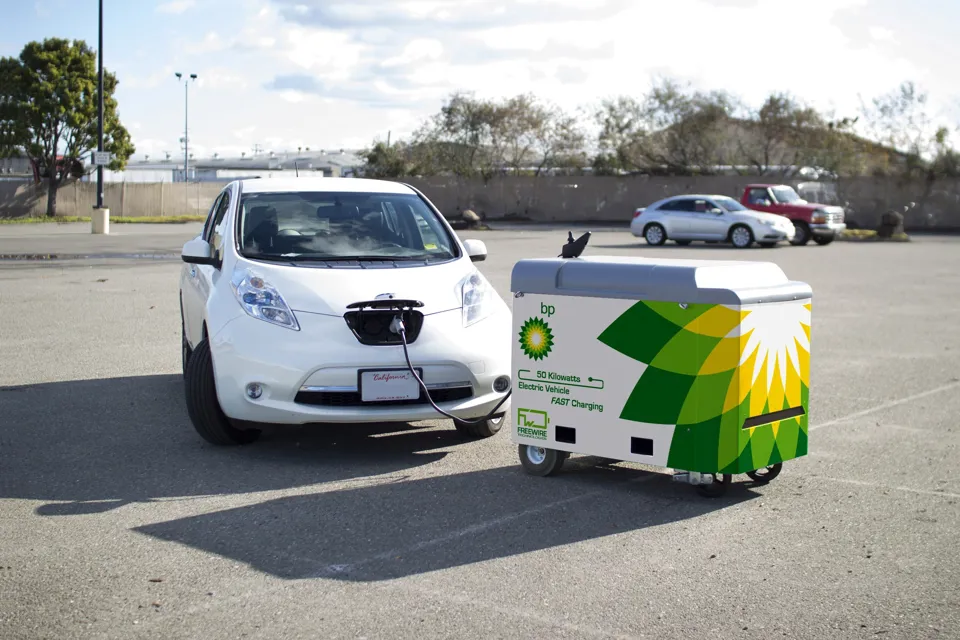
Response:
[156, 0, 196, 14]
[119, 0, 959, 160]
[186, 32, 225, 55]
[196, 69, 249, 90]
[868, 26, 897, 44]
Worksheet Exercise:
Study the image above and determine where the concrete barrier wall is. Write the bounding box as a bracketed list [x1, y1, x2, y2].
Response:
[2, 176, 959, 230]
[0, 181, 224, 219]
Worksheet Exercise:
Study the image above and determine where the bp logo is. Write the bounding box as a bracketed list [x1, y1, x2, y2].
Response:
[518, 316, 554, 360]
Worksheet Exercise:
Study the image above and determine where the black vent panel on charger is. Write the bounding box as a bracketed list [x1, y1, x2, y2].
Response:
[343, 309, 424, 345]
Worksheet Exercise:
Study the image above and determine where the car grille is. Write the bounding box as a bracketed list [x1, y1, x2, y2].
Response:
[343, 309, 424, 345]
[295, 385, 474, 407]
[826, 211, 844, 223]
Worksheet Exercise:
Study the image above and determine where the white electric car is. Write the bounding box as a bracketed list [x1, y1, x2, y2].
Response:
[179, 177, 512, 445]
[630, 194, 796, 248]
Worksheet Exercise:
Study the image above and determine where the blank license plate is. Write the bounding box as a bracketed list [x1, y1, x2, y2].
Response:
[360, 369, 420, 402]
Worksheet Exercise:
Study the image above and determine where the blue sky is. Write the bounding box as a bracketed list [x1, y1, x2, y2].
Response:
[5, 0, 959, 161]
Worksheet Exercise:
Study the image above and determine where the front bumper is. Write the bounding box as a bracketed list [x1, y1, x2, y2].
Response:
[810, 221, 846, 236]
[759, 225, 795, 242]
[208, 307, 512, 425]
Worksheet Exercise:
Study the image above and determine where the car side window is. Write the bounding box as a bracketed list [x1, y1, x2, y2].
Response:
[670, 199, 696, 212]
[202, 193, 223, 241]
[748, 189, 769, 205]
[208, 189, 232, 262]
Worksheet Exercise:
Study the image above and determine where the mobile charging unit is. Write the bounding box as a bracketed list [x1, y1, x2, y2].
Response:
[508, 241, 813, 497]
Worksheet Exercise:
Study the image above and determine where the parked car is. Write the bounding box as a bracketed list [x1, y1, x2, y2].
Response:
[630, 194, 796, 248]
[179, 177, 512, 445]
[740, 183, 846, 245]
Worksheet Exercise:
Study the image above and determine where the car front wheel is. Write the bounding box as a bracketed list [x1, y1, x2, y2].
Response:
[813, 234, 835, 245]
[791, 221, 811, 245]
[184, 338, 261, 445]
[454, 413, 504, 438]
[729, 224, 754, 248]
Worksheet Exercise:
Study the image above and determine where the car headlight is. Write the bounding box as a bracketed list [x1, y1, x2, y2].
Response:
[230, 267, 300, 331]
[811, 209, 827, 224]
[459, 270, 496, 327]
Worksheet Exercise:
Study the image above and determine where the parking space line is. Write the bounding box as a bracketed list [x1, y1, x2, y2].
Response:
[383, 580, 644, 639]
[311, 474, 660, 579]
[810, 381, 960, 432]
[806, 475, 960, 500]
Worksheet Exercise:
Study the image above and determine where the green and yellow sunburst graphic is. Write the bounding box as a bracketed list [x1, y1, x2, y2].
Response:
[519, 317, 554, 360]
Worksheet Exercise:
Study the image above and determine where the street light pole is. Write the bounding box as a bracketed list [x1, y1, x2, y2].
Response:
[96, 0, 104, 209]
[175, 72, 197, 182]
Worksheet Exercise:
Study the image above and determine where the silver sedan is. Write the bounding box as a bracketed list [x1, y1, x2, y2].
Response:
[629, 194, 796, 248]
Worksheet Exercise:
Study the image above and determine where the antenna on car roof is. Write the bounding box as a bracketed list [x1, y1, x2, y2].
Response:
[295, 161, 299, 177]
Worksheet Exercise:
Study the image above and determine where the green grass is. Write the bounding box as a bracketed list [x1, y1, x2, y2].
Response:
[0, 215, 205, 224]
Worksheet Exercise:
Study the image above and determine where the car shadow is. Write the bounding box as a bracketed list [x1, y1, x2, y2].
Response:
[0, 374, 457, 517]
[133, 458, 759, 582]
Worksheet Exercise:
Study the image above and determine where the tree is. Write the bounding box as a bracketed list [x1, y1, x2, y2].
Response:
[2, 38, 134, 216]
[593, 95, 646, 173]
[642, 78, 735, 173]
[592, 78, 734, 175]
[735, 92, 822, 175]
[359, 139, 411, 178]
[410, 91, 504, 180]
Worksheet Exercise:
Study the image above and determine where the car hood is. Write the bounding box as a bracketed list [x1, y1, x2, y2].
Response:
[232, 256, 477, 316]
[776, 202, 844, 214]
[734, 209, 793, 225]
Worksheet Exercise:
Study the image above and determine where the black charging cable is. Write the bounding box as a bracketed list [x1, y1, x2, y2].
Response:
[391, 315, 512, 425]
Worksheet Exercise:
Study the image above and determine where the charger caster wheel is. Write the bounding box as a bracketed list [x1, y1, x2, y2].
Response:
[696, 473, 731, 498]
[746, 463, 782, 484]
[519, 444, 567, 477]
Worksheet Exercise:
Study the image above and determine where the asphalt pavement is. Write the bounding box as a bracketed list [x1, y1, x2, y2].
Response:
[1, 224, 959, 639]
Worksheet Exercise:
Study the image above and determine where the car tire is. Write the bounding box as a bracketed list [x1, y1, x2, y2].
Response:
[180, 302, 192, 378]
[813, 235, 835, 246]
[184, 338, 261, 446]
[675, 240, 692, 246]
[454, 413, 504, 438]
[790, 221, 811, 245]
[644, 223, 667, 246]
[729, 224, 754, 249]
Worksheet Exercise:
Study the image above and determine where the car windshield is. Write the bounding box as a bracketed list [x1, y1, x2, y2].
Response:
[236, 190, 459, 262]
[712, 196, 748, 211]
[771, 186, 802, 203]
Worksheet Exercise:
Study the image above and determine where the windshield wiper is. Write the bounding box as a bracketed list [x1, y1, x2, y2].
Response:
[295, 255, 429, 262]
[243, 253, 297, 264]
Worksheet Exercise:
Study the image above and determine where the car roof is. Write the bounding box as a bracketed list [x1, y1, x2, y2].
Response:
[236, 177, 417, 195]
[659, 194, 733, 201]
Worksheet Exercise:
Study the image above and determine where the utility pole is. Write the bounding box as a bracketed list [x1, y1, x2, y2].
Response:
[90, 0, 109, 234]
[96, 0, 104, 209]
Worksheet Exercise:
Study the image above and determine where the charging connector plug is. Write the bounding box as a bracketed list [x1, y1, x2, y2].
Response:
[392, 311, 511, 426]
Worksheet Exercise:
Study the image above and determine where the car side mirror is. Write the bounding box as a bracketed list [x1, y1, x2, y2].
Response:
[182, 237, 218, 266]
[710, 208, 723, 215]
[462, 238, 487, 262]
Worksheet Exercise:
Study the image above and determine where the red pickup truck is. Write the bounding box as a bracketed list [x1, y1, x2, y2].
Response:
[740, 184, 846, 245]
